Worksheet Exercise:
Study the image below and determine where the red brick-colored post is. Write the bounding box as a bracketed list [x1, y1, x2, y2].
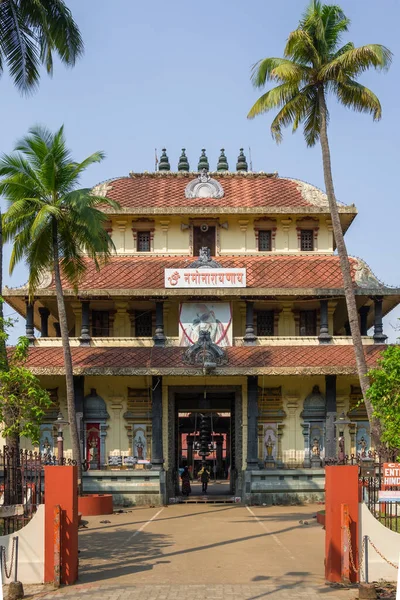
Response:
[325, 466, 359, 583]
[44, 466, 78, 585]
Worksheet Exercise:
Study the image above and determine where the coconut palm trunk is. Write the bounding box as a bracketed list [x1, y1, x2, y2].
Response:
[318, 88, 381, 444]
[52, 219, 83, 490]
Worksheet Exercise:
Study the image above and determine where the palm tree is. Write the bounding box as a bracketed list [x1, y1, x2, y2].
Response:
[0, 125, 119, 490]
[0, 0, 83, 445]
[247, 0, 392, 446]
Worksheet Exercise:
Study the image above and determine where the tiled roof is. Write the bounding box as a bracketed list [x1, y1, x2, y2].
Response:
[48, 255, 359, 292]
[22, 344, 385, 375]
[96, 174, 326, 210]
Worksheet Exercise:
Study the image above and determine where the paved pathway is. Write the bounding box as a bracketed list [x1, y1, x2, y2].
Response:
[26, 504, 357, 600]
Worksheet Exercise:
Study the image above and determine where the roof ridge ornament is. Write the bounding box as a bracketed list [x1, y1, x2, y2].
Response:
[178, 148, 190, 172]
[185, 171, 224, 199]
[236, 148, 248, 172]
[189, 247, 222, 268]
[158, 148, 170, 171]
[217, 148, 229, 172]
[197, 149, 209, 171]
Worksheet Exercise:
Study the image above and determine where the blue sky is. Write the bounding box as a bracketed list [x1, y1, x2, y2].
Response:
[2, 0, 399, 341]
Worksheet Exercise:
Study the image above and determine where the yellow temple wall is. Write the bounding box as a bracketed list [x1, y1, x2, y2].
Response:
[12, 374, 361, 465]
[107, 215, 334, 255]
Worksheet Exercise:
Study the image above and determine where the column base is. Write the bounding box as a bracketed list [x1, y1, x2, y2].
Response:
[151, 459, 164, 471]
[243, 335, 257, 346]
[318, 333, 332, 344]
[373, 334, 387, 344]
[79, 335, 91, 347]
[27, 335, 35, 346]
[153, 335, 166, 347]
[246, 460, 259, 471]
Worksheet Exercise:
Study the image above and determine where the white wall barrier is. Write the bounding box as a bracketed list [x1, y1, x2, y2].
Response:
[0, 505, 44, 584]
[359, 503, 399, 582]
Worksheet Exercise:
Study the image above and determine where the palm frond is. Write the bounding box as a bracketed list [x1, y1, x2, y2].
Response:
[0, 0, 40, 93]
[284, 29, 320, 67]
[250, 57, 307, 87]
[334, 79, 382, 120]
[247, 82, 300, 119]
[320, 44, 393, 80]
[303, 87, 324, 147]
[270, 87, 313, 143]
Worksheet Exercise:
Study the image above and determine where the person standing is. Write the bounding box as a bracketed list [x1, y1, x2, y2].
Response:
[181, 466, 191, 497]
[201, 467, 210, 494]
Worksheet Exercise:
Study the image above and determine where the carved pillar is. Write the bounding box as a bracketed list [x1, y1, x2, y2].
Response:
[187, 436, 193, 467]
[153, 301, 166, 347]
[302, 422, 311, 468]
[159, 220, 170, 252]
[80, 300, 91, 347]
[215, 436, 223, 473]
[373, 297, 387, 343]
[54, 322, 61, 337]
[73, 375, 85, 461]
[25, 301, 35, 343]
[247, 376, 259, 469]
[281, 219, 292, 252]
[39, 307, 50, 338]
[318, 299, 332, 343]
[151, 376, 164, 469]
[243, 301, 257, 345]
[114, 301, 129, 337]
[116, 220, 127, 252]
[238, 219, 249, 252]
[359, 305, 370, 336]
[325, 375, 337, 460]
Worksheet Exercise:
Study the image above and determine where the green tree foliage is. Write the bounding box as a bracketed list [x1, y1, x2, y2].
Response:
[247, 1, 392, 445]
[367, 345, 400, 452]
[0, 125, 119, 489]
[0, 332, 52, 445]
[0, 0, 83, 93]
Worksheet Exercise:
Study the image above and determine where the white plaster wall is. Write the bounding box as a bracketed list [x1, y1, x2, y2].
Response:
[0, 505, 45, 584]
[359, 502, 399, 582]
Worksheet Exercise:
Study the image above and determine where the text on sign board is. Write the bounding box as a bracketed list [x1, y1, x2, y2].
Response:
[383, 463, 400, 486]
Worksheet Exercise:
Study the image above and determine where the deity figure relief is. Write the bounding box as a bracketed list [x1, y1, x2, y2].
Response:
[41, 436, 52, 457]
[311, 437, 320, 457]
[136, 436, 144, 460]
[265, 435, 274, 457]
[358, 436, 367, 457]
[88, 437, 98, 464]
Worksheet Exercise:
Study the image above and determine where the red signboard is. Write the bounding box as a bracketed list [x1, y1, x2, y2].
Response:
[383, 463, 400, 486]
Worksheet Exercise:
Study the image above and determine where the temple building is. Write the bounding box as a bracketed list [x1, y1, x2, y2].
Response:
[4, 148, 400, 504]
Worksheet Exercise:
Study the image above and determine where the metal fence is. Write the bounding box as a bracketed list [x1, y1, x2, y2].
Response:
[0, 446, 75, 535]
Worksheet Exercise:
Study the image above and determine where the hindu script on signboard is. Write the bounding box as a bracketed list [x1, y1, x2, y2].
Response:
[383, 463, 400, 486]
[165, 268, 246, 289]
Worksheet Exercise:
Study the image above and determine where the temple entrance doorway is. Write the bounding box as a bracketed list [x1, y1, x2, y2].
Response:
[173, 390, 237, 498]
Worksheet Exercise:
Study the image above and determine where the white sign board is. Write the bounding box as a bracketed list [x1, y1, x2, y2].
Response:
[165, 268, 246, 289]
[379, 490, 400, 502]
[383, 463, 400, 486]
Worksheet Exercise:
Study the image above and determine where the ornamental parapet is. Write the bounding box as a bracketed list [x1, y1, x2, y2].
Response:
[32, 335, 375, 348]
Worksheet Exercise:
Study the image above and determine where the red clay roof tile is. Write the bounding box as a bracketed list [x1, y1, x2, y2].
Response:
[54, 255, 356, 291]
[23, 344, 384, 374]
[99, 175, 319, 210]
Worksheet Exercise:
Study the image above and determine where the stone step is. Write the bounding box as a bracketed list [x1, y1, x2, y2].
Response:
[172, 496, 239, 504]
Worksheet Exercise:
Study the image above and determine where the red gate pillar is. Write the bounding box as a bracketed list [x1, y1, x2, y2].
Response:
[44, 466, 78, 585]
[325, 465, 359, 583]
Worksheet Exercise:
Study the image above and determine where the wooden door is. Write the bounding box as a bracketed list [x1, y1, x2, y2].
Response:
[193, 226, 216, 257]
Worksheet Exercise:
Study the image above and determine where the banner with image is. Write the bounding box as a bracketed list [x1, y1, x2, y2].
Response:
[179, 302, 232, 347]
